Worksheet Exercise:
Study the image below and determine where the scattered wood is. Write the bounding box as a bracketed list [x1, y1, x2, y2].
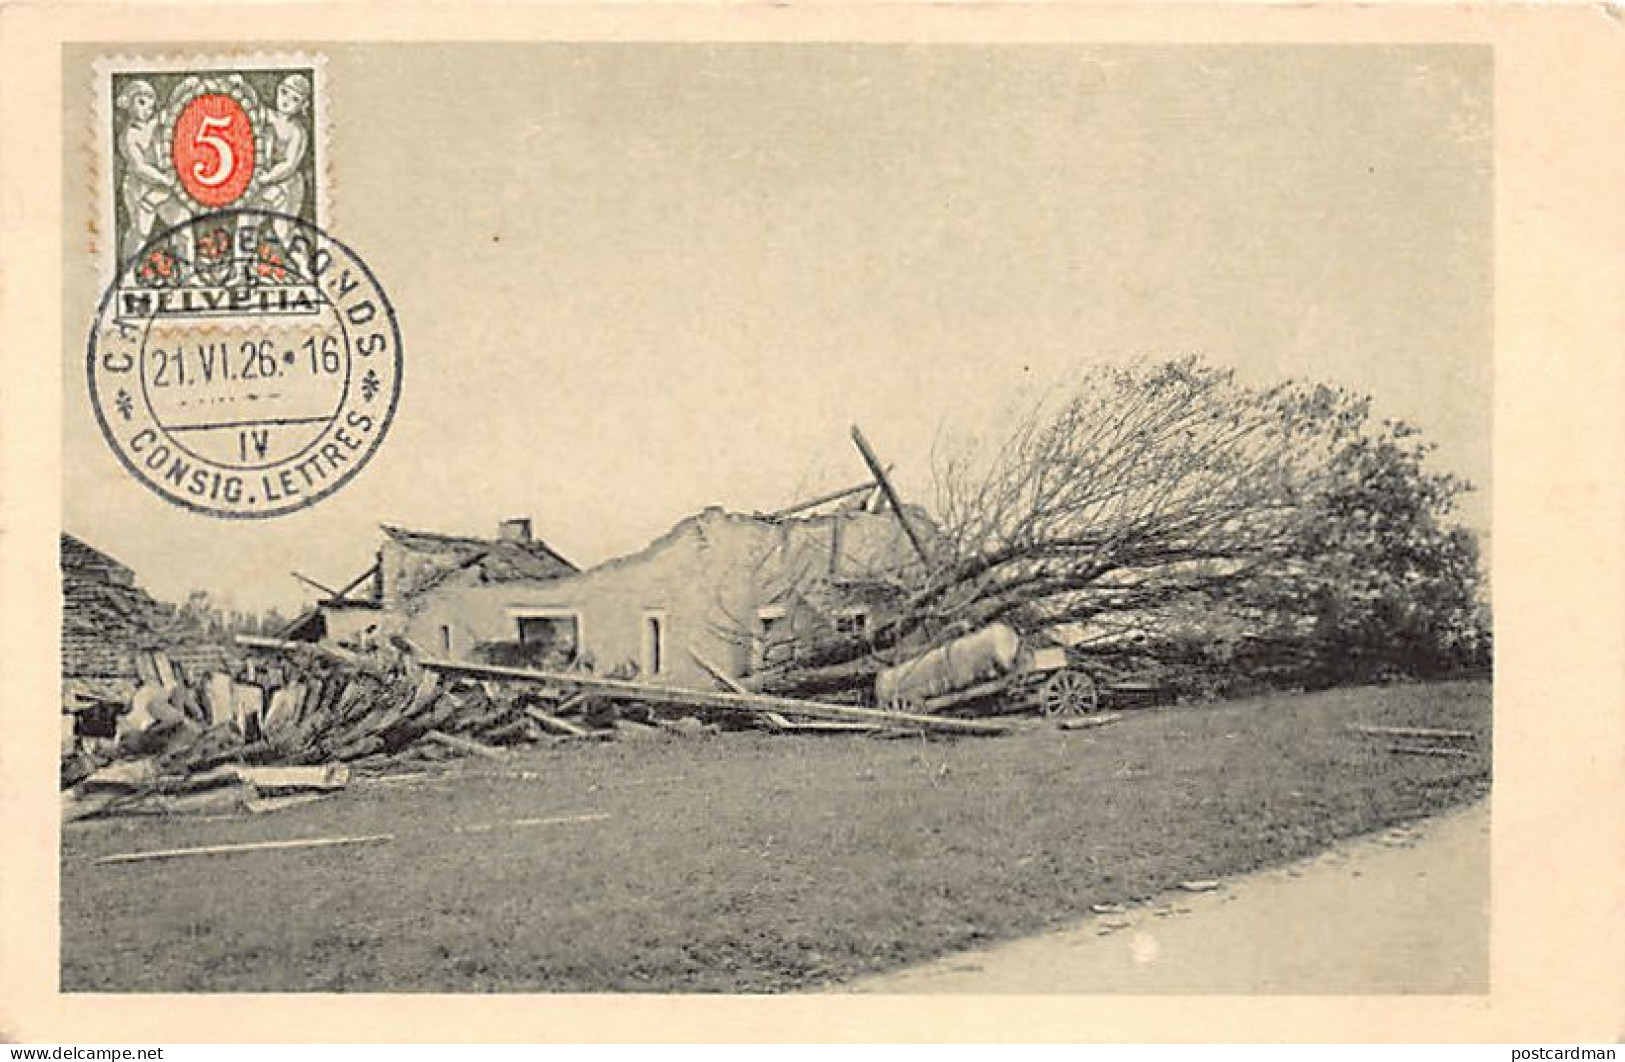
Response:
[152, 651, 178, 692]
[203, 672, 236, 726]
[94, 832, 394, 866]
[232, 683, 265, 736]
[552, 692, 589, 716]
[761, 477, 883, 520]
[129, 785, 251, 817]
[424, 729, 505, 760]
[760, 711, 877, 733]
[1056, 712, 1122, 731]
[234, 634, 365, 669]
[1349, 725, 1476, 741]
[291, 571, 341, 597]
[359, 771, 435, 787]
[1387, 744, 1476, 758]
[1178, 880, 1222, 892]
[63, 788, 138, 823]
[850, 425, 931, 566]
[234, 763, 350, 791]
[245, 792, 334, 815]
[523, 707, 592, 738]
[688, 649, 749, 694]
[80, 758, 160, 790]
[262, 681, 305, 735]
[72, 626, 981, 820]
[421, 656, 1009, 735]
[650, 717, 719, 737]
[330, 563, 382, 601]
[510, 812, 611, 828]
[613, 720, 667, 742]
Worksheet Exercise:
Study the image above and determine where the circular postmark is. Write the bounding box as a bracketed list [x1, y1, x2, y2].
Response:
[88, 208, 401, 518]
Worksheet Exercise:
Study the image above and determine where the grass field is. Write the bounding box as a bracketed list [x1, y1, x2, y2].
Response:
[60, 680, 1491, 993]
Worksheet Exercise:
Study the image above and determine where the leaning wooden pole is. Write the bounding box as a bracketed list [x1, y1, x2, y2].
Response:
[765, 477, 884, 520]
[417, 656, 1006, 735]
[850, 425, 931, 567]
[290, 571, 340, 597]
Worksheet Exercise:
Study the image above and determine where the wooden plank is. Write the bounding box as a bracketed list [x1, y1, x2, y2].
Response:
[764, 477, 882, 520]
[152, 652, 178, 692]
[1387, 744, 1477, 758]
[94, 833, 394, 866]
[230, 685, 264, 737]
[650, 717, 719, 736]
[63, 788, 137, 823]
[689, 648, 875, 731]
[922, 676, 1009, 712]
[291, 571, 340, 597]
[245, 793, 334, 815]
[235, 763, 350, 791]
[424, 729, 505, 760]
[420, 656, 1008, 735]
[688, 649, 749, 693]
[134, 651, 159, 687]
[524, 707, 591, 738]
[510, 813, 611, 828]
[1056, 712, 1122, 731]
[234, 634, 365, 669]
[262, 681, 306, 735]
[850, 425, 931, 566]
[687, 649, 794, 730]
[330, 562, 381, 602]
[1350, 725, 1476, 741]
[761, 712, 877, 733]
[553, 692, 588, 716]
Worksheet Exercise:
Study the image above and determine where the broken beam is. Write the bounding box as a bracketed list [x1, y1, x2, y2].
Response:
[94, 833, 393, 866]
[234, 634, 365, 668]
[764, 476, 885, 520]
[424, 730, 505, 760]
[850, 425, 931, 567]
[418, 657, 1007, 735]
[1387, 744, 1477, 759]
[331, 562, 382, 602]
[688, 648, 750, 694]
[1349, 724, 1477, 741]
[688, 649, 875, 733]
[523, 707, 592, 739]
[291, 571, 340, 597]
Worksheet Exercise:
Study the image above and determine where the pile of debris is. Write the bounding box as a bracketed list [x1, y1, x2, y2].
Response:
[62, 636, 1008, 822]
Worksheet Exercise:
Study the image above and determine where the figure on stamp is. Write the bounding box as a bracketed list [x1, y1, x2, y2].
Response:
[115, 79, 190, 264]
[245, 73, 311, 248]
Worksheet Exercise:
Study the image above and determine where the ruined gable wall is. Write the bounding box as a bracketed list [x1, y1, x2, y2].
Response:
[401, 515, 776, 685]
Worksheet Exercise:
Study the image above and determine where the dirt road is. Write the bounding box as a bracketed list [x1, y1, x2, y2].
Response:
[840, 798, 1489, 994]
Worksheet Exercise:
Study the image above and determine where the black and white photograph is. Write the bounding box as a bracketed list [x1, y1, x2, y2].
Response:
[2, 2, 1622, 1047]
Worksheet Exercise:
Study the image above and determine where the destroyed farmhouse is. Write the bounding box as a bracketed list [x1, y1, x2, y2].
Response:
[61, 533, 226, 691]
[291, 498, 934, 689]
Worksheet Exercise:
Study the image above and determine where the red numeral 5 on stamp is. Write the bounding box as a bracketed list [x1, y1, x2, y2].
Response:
[171, 94, 255, 208]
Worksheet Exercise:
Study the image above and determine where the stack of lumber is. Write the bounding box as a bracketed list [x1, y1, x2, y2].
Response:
[63, 761, 351, 822]
[60, 635, 1009, 819]
[1346, 723, 1482, 759]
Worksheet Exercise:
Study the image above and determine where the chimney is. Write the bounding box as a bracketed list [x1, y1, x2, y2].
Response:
[498, 517, 532, 543]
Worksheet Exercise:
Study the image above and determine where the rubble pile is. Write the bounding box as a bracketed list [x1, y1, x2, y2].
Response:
[62, 637, 1007, 822]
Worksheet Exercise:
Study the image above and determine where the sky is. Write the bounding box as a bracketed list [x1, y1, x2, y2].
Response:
[62, 43, 1492, 615]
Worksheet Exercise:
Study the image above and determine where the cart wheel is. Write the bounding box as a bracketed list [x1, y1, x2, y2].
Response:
[1038, 669, 1099, 716]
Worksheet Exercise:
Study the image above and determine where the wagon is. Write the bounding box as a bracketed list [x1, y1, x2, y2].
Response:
[874, 623, 1101, 718]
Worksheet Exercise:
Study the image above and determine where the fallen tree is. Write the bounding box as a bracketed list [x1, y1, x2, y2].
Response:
[756, 357, 1488, 699]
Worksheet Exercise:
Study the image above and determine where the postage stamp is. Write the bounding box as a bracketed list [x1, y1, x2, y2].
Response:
[86, 209, 402, 519]
[94, 54, 329, 296]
